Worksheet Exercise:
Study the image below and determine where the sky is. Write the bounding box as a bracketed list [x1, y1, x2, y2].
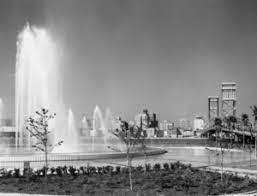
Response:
[0, 0, 257, 123]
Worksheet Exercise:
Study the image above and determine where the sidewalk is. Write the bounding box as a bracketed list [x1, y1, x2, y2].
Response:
[221, 190, 257, 195]
[0, 194, 66, 196]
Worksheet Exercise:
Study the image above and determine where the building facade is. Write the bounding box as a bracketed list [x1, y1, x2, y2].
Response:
[221, 82, 236, 117]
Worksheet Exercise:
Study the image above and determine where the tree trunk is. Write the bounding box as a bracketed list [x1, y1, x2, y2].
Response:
[250, 134, 252, 167]
[221, 150, 223, 183]
[220, 129, 223, 183]
[129, 158, 132, 191]
[254, 133, 257, 159]
[45, 144, 48, 181]
[127, 147, 133, 191]
[144, 150, 147, 174]
[216, 130, 218, 148]
[243, 129, 245, 148]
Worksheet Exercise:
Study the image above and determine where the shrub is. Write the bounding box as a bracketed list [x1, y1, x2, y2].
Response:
[50, 167, 56, 175]
[0, 168, 7, 177]
[115, 166, 121, 174]
[23, 168, 33, 177]
[34, 169, 41, 177]
[136, 165, 144, 173]
[105, 165, 114, 174]
[174, 161, 180, 169]
[6, 170, 13, 178]
[170, 162, 175, 170]
[121, 167, 129, 174]
[145, 163, 151, 172]
[41, 166, 47, 177]
[163, 163, 169, 170]
[97, 167, 103, 174]
[153, 163, 161, 172]
[62, 166, 68, 175]
[88, 166, 96, 175]
[56, 166, 63, 177]
[14, 168, 21, 178]
[68, 166, 77, 177]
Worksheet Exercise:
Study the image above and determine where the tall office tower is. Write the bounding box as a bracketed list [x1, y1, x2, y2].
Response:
[208, 96, 219, 122]
[221, 82, 236, 117]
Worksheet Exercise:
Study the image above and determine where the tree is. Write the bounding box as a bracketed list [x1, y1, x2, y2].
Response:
[214, 117, 222, 148]
[112, 119, 145, 191]
[241, 113, 249, 148]
[250, 105, 257, 158]
[26, 108, 63, 180]
[214, 117, 226, 182]
[228, 115, 237, 147]
[250, 105, 257, 129]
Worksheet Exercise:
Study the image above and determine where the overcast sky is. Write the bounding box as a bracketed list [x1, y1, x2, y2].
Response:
[0, 0, 257, 122]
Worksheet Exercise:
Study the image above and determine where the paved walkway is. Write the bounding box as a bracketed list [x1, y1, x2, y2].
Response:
[203, 158, 257, 179]
[221, 190, 257, 195]
[0, 194, 65, 196]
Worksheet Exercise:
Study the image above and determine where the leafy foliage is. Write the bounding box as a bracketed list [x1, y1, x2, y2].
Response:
[0, 162, 256, 195]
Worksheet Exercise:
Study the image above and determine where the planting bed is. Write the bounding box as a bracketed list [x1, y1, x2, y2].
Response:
[0, 162, 256, 195]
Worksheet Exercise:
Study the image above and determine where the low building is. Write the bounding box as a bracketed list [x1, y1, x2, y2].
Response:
[193, 116, 204, 131]
[160, 120, 175, 138]
[179, 118, 192, 130]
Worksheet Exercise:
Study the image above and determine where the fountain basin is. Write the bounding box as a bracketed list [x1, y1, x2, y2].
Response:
[0, 147, 167, 169]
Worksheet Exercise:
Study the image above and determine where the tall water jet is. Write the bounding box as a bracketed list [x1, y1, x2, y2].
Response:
[15, 24, 61, 148]
[104, 107, 114, 134]
[66, 109, 79, 151]
[92, 105, 105, 134]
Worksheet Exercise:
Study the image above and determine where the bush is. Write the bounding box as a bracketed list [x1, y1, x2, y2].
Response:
[121, 167, 129, 174]
[14, 168, 21, 178]
[115, 166, 121, 174]
[163, 163, 169, 170]
[170, 162, 175, 170]
[153, 163, 161, 172]
[145, 163, 151, 172]
[174, 161, 180, 169]
[34, 169, 41, 177]
[88, 166, 96, 175]
[105, 166, 114, 174]
[41, 166, 47, 177]
[136, 165, 144, 173]
[56, 166, 63, 177]
[68, 166, 77, 177]
[23, 168, 33, 177]
[62, 166, 68, 175]
[50, 167, 56, 175]
[97, 167, 103, 174]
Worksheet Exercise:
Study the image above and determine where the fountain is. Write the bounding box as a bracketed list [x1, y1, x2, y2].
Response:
[0, 24, 166, 168]
[14, 24, 123, 153]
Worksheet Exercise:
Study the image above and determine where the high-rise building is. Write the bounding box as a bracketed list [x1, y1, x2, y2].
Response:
[208, 96, 219, 122]
[221, 82, 236, 117]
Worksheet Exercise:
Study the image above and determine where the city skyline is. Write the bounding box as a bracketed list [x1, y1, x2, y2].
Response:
[0, 0, 257, 122]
